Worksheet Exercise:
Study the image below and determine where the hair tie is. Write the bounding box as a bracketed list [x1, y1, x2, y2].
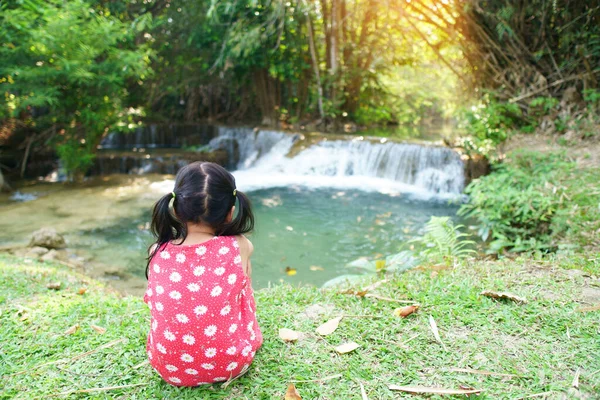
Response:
[171, 191, 176, 199]
[233, 189, 237, 197]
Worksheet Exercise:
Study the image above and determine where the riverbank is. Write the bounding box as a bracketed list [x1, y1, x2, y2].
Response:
[1, 252, 598, 399]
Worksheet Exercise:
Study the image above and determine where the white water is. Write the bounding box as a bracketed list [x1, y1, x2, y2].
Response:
[205, 127, 465, 198]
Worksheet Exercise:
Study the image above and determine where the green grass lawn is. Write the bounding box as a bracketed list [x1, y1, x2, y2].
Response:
[1, 253, 599, 399]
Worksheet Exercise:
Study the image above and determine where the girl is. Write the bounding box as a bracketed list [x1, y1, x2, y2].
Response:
[144, 161, 262, 387]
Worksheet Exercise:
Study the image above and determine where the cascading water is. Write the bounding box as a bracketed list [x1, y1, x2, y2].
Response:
[208, 127, 464, 196]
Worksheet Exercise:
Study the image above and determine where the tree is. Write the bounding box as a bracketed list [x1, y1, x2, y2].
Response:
[0, 0, 152, 179]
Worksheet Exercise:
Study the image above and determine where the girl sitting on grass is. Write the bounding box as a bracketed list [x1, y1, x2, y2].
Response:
[144, 161, 262, 387]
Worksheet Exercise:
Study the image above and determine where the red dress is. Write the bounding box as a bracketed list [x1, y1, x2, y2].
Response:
[144, 236, 263, 386]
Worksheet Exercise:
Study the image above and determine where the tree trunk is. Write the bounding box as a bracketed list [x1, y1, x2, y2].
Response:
[302, 3, 325, 119]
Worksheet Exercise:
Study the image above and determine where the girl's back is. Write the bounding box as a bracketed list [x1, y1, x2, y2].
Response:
[145, 236, 261, 386]
[144, 161, 261, 387]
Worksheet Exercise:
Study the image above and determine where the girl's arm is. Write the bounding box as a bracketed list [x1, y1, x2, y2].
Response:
[235, 235, 253, 277]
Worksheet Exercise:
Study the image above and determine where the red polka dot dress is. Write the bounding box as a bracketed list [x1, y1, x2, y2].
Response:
[144, 236, 263, 386]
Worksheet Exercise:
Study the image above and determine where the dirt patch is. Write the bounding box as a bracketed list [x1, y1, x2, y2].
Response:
[501, 132, 600, 168]
[582, 287, 600, 303]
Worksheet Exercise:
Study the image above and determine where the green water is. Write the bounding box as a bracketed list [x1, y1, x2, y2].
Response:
[0, 176, 460, 294]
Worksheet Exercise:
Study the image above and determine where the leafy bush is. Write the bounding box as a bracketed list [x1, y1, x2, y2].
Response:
[458, 94, 522, 158]
[410, 216, 476, 265]
[459, 151, 574, 253]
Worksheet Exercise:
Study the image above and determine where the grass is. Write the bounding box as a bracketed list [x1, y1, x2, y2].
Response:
[1, 253, 599, 399]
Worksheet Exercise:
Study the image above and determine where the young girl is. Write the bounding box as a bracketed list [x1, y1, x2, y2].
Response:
[144, 161, 262, 387]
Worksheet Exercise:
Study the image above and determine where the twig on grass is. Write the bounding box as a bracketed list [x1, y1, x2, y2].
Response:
[54, 365, 99, 378]
[55, 383, 148, 396]
[222, 366, 251, 389]
[515, 391, 556, 399]
[290, 373, 343, 383]
[449, 367, 520, 378]
[364, 293, 415, 303]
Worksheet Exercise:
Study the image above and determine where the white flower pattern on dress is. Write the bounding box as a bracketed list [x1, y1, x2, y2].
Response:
[180, 353, 194, 363]
[182, 334, 195, 345]
[218, 246, 230, 255]
[220, 305, 231, 316]
[176, 314, 189, 323]
[204, 325, 217, 337]
[193, 266, 205, 276]
[194, 305, 208, 315]
[210, 286, 222, 297]
[205, 348, 217, 358]
[145, 237, 261, 386]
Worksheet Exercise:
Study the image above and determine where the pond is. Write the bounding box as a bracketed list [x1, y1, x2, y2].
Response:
[0, 127, 465, 295]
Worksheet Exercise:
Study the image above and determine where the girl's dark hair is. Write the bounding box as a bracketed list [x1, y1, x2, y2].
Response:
[146, 161, 254, 278]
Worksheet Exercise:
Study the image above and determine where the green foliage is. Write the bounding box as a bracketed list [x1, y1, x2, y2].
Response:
[459, 151, 575, 253]
[457, 94, 522, 158]
[0, 0, 152, 179]
[410, 216, 476, 265]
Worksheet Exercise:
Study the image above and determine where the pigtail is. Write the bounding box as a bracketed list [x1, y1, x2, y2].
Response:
[221, 190, 254, 236]
[145, 192, 186, 278]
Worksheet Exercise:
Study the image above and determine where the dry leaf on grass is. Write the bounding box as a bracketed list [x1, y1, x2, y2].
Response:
[577, 304, 600, 312]
[481, 290, 527, 304]
[91, 324, 107, 334]
[64, 324, 80, 335]
[47, 282, 61, 290]
[389, 385, 483, 395]
[335, 341, 360, 354]
[393, 305, 419, 318]
[77, 288, 87, 295]
[316, 316, 342, 336]
[429, 316, 447, 350]
[284, 383, 302, 400]
[279, 328, 300, 342]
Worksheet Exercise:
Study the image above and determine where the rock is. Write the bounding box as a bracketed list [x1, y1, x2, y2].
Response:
[15, 246, 49, 259]
[41, 249, 59, 262]
[29, 227, 66, 249]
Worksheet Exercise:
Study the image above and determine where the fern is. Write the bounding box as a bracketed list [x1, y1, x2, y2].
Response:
[412, 216, 476, 264]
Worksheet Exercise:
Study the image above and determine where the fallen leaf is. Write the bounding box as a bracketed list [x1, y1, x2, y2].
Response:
[316, 316, 342, 336]
[389, 385, 483, 395]
[340, 289, 368, 297]
[285, 267, 297, 276]
[360, 382, 369, 400]
[309, 265, 324, 271]
[577, 304, 600, 312]
[335, 341, 360, 354]
[91, 324, 107, 334]
[284, 383, 302, 400]
[47, 282, 61, 290]
[393, 305, 420, 318]
[77, 288, 87, 295]
[429, 315, 447, 350]
[64, 324, 80, 335]
[279, 328, 300, 342]
[285, 226, 294, 231]
[481, 290, 527, 304]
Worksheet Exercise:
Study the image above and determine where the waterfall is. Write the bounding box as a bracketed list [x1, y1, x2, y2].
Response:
[209, 127, 465, 196]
